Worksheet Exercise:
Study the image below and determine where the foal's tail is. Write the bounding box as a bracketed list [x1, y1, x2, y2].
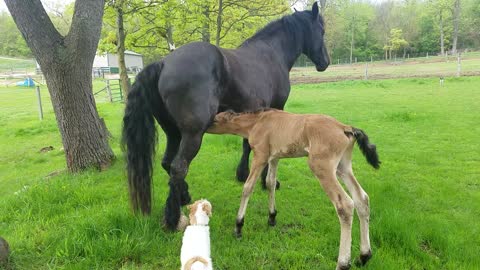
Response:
[122, 62, 163, 215]
[352, 127, 381, 169]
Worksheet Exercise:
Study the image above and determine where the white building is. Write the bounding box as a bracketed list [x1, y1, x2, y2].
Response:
[36, 50, 144, 74]
[93, 50, 144, 72]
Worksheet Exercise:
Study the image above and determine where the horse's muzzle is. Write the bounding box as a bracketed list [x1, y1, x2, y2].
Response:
[316, 64, 328, 72]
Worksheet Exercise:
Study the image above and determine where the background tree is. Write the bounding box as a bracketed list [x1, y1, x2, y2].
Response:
[4, 0, 114, 172]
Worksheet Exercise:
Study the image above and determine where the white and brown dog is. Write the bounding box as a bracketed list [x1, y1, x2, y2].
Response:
[180, 199, 213, 270]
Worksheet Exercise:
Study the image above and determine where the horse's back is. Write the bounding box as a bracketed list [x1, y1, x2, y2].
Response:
[156, 42, 227, 130]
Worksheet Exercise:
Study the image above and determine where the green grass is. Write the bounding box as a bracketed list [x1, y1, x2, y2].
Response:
[1, 77, 480, 269]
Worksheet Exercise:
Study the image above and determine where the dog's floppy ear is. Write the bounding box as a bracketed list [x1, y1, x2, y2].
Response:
[202, 202, 212, 217]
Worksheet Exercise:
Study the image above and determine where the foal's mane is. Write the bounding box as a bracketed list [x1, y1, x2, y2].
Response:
[240, 10, 323, 48]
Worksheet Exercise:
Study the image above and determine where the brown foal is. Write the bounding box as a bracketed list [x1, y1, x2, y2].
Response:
[207, 109, 380, 270]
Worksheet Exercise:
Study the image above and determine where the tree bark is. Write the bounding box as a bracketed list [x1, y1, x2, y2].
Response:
[5, 0, 114, 172]
[215, 0, 223, 47]
[201, 4, 210, 43]
[452, 0, 460, 54]
[439, 11, 445, 56]
[116, 2, 130, 100]
[166, 23, 176, 51]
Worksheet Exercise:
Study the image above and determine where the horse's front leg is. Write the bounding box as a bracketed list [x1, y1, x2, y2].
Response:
[164, 131, 203, 231]
[236, 139, 252, 182]
[235, 154, 267, 238]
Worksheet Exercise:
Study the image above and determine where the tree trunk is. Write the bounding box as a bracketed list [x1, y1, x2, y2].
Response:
[5, 0, 114, 172]
[201, 4, 210, 43]
[116, 3, 130, 101]
[166, 23, 175, 51]
[439, 11, 445, 56]
[320, 0, 326, 15]
[452, 0, 460, 54]
[215, 0, 223, 47]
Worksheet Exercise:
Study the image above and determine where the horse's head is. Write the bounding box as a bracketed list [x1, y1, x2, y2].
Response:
[301, 2, 330, 71]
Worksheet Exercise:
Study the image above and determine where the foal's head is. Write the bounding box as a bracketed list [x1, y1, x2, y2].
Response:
[208, 110, 271, 137]
[295, 2, 330, 71]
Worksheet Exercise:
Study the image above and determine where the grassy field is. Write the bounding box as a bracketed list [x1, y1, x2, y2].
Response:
[1, 77, 479, 269]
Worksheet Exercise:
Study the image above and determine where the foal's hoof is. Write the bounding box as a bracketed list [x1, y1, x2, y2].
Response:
[355, 250, 372, 267]
[234, 229, 242, 239]
[268, 210, 277, 226]
[337, 262, 351, 270]
[261, 180, 281, 190]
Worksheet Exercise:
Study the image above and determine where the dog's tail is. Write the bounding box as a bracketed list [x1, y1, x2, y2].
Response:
[184, 256, 209, 270]
[352, 127, 381, 169]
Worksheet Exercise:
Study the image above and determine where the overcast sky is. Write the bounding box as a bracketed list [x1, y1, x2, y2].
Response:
[0, 0, 74, 13]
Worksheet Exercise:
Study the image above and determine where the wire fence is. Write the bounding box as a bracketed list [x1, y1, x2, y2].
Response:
[291, 51, 480, 84]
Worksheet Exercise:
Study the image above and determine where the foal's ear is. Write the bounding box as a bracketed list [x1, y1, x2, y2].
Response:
[312, 1, 319, 19]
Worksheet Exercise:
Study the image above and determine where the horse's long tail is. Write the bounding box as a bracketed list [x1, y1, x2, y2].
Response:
[122, 62, 163, 214]
[353, 127, 381, 169]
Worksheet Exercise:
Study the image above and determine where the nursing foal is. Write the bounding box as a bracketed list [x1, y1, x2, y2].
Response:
[207, 109, 380, 270]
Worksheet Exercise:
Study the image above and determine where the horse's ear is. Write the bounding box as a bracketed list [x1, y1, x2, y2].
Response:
[312, 1, 319, 19]
[294, 7, 298, 12]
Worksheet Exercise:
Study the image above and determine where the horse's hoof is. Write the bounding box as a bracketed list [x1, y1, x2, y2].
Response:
[268, 210, 277, 226]
[337, 262, 351, 270]
[176, 213, 189, 232]
[234, 229, 242, 238]
[268, 218, 276, 227]
[261, 180, 281, 190]
[355, 250, 372, 266]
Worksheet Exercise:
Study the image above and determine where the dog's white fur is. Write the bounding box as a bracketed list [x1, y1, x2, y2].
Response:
[180, 199, 213, 270]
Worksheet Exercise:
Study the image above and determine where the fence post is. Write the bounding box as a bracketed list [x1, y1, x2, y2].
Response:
[106, 80, 113, 102]
[370, 56, 373, 63]
[35, 85, 43, 120]
[365, 62, 368, 80]
[457, 53, 461, 77]
[426, 52, 429, 58]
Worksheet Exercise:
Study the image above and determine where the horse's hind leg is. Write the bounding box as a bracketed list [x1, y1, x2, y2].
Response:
[154, 114, 181, 174]
[337, 156, 372, 266]
[164, 130, 204, 230]
[308, 156, 354, 270]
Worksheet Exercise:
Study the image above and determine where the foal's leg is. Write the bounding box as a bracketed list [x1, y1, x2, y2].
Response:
[164, 131, 203, 230]
[266, 159, 279, 226]
[235, 153, 268, 238]
[337, 159, 372, 266]
[237, 140, 279, 190]
[309, 157, 354, 270]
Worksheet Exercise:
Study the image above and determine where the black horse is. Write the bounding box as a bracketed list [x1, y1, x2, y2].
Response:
[122, 2, 330, 230]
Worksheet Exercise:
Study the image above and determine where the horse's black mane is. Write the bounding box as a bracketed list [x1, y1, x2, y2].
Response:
[240, 10, 321, 47]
